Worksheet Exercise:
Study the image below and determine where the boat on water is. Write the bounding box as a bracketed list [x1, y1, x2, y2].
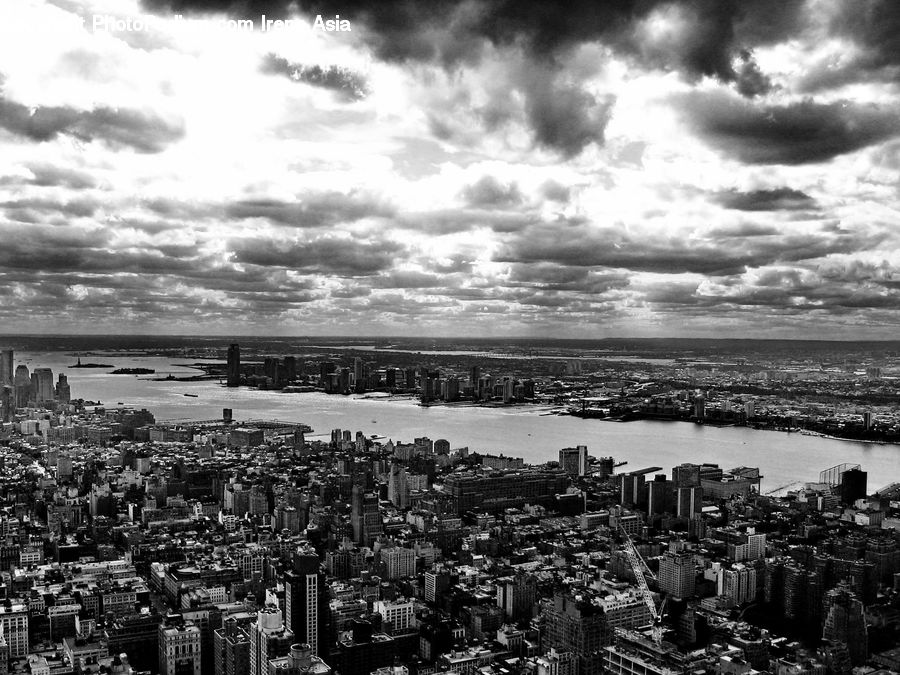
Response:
[184, 393, 198, 398]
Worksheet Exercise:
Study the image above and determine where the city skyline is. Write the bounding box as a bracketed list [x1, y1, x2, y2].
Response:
[2, 1, 900, 337]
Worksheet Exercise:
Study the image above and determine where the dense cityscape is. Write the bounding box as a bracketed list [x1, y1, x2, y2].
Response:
[0, 340, 898, 675]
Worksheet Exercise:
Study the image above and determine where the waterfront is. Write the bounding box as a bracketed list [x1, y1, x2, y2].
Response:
[19, 351, 900, 494]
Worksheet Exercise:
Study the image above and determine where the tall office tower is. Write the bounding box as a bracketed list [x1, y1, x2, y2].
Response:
[250, 607, 293, 675]
[618, 472, 646, 509]
[387, 464, 408, 509]
[353, 357, 366, 393]
[840, 468, 867, 505]
[647, 475, 673, 516]
[676, 486, 702, 518]
[338, 368, 351, 394]
[0, 350, 12, 386]
[318, 361, 336, 385]
[264, 357, 279, 382]
[159, 621, 202, 675]
[596, 456, 614, 479]
[284, 547, 326, 657]
[822, 585, 867, 666]
[350, 486, 382, 546]
[659, 551, 696, 599]
[559, 446, 589, 477]
[283, 356, 297, 383]
[226, 344, 241, 387]
[55, 374, 70, 403]
[693, 395, 705, 419]
[214, 615, 253, 675]
[469, 365, 480, 389]
[443, 376, 460, 401]
[496, 572, 538, 622]
[13, 365, 31, 408]
[1, 386, 12, 423]
[31, 368, 54, 403]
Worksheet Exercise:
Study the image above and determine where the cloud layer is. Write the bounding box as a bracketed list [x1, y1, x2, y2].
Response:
[1, 0, 900, 337]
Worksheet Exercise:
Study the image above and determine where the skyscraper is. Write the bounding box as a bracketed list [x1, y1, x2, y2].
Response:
[559, 446, 588, 477]
[227, 344, 241, 387]
[659, 551, 695, 599]
[31, 368, 54, 403]
[840, 468, 867, 505]
[388, 464, 408, 509]
[13, 365, 30, 408]
[1, 386, 12, 423]
[822, 585, 867, 666]
[55, 374, 70, 403]
[284, 547, 326, 657]
[250, 606, 293, 675]
[496, 572, 538, 622]
[0, 350, 13, 386]
[351, 486, 382, 546]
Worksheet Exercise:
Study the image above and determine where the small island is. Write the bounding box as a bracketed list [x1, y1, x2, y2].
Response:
[70, 357, 114, 368]
[110, 367, 155, 375]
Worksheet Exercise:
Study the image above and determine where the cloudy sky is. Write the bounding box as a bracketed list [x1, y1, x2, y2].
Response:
[1, 0, 900, 338]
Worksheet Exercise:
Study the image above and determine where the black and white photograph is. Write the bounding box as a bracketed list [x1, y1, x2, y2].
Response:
[0, 1, 899, 674]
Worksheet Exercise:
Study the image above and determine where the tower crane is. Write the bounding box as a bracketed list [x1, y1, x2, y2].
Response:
[619, 526, 666, 646]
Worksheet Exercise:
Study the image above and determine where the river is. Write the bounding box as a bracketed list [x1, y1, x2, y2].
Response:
[15, 351, 900, 493]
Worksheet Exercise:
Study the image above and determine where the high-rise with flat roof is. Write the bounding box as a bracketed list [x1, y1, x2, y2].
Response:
[31, 368, 54, 403]
[0, 350, 13, 386]
[13, 365, 30, 408]
[250, 607, 293, 675]
[159, 621, 201, 675]
[284, 547, 326, 657]
[659, 551, 695, 599]
[227, 344, 241, 387]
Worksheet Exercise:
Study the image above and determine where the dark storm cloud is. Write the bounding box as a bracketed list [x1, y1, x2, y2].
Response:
[226, 191, 392, 227]
[261, 54, 369, 101]
[523, 74, 615, 158]
[137, 0, 810, 162]
[460, 176, 522, 208]
[677, 91, 900, 164]
[495, 222, 868, 275]
[713, 188, 817, 212]
[0, 90, 184, 153]
[228, 235, 405, 276]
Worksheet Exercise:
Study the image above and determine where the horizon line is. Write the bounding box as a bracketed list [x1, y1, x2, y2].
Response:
[1, 333, 900, 344]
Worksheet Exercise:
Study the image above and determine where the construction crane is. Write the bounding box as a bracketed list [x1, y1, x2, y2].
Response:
[620, 526, 666, 646]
